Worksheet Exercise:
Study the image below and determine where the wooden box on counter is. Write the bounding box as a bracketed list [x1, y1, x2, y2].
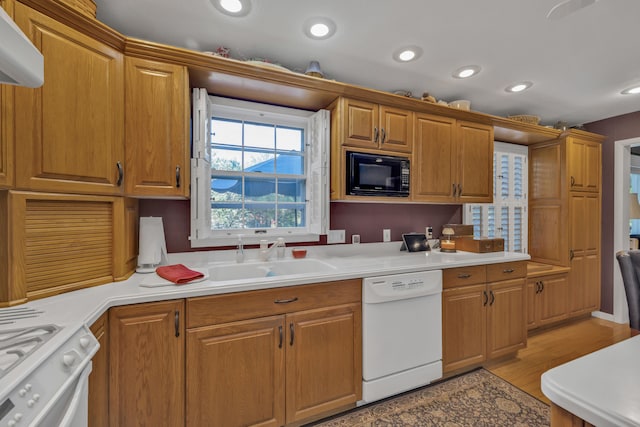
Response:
[455, 236, 505, 253]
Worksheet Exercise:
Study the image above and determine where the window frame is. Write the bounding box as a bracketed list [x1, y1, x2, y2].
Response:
[190, 93, 329, 248]
[464, 142, 528, 253]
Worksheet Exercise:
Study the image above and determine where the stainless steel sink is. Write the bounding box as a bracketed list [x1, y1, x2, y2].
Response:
[208, 259, 336, 282]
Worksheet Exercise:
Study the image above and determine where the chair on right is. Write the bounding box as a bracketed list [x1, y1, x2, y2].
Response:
[615, 250, 640, 335]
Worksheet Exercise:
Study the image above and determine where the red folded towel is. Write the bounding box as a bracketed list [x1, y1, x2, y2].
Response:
[156, 264, 204, 284]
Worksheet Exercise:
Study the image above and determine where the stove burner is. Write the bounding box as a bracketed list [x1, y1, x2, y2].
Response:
[0, 324, 60, 379]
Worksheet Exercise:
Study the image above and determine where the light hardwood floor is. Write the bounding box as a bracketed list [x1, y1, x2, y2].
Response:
[486, 317, 632, 403]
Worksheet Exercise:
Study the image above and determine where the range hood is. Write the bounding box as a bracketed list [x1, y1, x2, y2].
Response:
[0, 5, 43, 88]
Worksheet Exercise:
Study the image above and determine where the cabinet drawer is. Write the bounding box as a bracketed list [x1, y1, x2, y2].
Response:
[486, 261, 527, 282]
[443, 265, 486, 289]
[186, 279, 361, 328]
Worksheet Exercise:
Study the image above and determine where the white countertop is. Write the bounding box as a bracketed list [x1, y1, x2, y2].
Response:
[541, 335, 640, 427]
[0, 242, 529, 400]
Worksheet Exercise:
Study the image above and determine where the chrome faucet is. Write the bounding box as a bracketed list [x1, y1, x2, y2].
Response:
[259, 238, 286, 261]
[235, 236, 245, 263]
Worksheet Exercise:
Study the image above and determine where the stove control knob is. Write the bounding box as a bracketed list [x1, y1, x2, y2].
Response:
[8, 420, 16, 426]
[33, 394, 40, 402]
[13, 413, 22, 421]
[63, 352, 77, 367]
[79, 336, 91, 349]
[27, 399, 35, 407]
[18, 389, 26, 397]
[24, 383, 32, 391]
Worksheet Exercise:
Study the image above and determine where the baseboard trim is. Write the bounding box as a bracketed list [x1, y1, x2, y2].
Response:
[591, 310, 618, 323]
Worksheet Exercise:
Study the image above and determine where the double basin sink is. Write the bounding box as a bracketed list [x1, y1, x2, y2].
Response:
[208, 259, 336, 282]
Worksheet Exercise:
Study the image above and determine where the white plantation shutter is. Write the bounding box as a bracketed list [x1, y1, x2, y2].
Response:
[190, 88, 213, 242]
[464, 142, 528, 253]
[307, 109, 330, 235]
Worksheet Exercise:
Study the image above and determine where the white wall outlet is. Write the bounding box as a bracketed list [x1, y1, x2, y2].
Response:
[352, 234, 361, 244]
[383, 229, 391, 242]
[327, 229, 346, 244]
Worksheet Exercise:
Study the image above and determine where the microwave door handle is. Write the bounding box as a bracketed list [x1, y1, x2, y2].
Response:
[58, 363, 93, 427]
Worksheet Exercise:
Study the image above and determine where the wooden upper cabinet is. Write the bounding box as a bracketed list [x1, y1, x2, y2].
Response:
[567, 136, 601, 192]
[124, 57, 190, 197]
[0, 85, 13, 188]
[412, 115, 492, 203]
[529, 141, 565, 201]
[412, 113, 456, 202]
[456, 121, 493, 203]
[339, 98, 412, 153]
[13, 3, 125, 195]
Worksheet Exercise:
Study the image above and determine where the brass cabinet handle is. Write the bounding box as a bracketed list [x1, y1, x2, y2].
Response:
[457, 183, 462, 197]
[289, 322, 294, 346]
[503, 269, 515, 273]
[278, 325, 283, 349]
[452, 183, 457, 198]
[483, 290, 488, 306]
[373, 127, 379, 143]
[570, 176, 575, 187]
[174, 310, 180, 338]
[380, 128, 386, 144]
[570, 249, 575, 261]
[176, 165, 181, 188]
[457, 273, 471, 279]
[274, 297, 298, 304]
[489, 290, 495, 306]
[540, 281, 545, 293]
[116, 161, 123, 187]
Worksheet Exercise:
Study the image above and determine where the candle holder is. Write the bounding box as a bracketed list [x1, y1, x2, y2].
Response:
[440, 227, 457, 253]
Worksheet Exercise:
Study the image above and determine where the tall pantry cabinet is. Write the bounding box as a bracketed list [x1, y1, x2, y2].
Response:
[528, 131, 603, 319]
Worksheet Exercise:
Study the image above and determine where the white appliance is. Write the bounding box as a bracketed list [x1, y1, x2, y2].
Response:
[0, 5, 44, 87]
[0, 312, 99, 427]
[361, 270, 443, 404]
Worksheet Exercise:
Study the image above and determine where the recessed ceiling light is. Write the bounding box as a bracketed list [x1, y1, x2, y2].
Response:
[453, 65, 481, 79]
[505, 81, 533, 93]
[621, 85, 640, 95]
[303, 17, 336, 40]
[212, 0, 251, 17]
[393, 46, 422, 63]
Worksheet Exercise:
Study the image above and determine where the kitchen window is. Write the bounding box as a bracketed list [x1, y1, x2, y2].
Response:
[190, 91, 329, 247]
[464, 142, 528, 253]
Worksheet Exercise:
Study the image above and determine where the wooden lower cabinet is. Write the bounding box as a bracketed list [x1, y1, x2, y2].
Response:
[442, 263, 526, 373]
[109, 300, 185, 427]
[185, 280, 362, 427]
[88, 312, 109, 427]
[527, 273, 569, 330]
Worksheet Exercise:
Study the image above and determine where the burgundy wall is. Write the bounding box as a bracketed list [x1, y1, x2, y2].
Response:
[140, 199, 461, 253]
[584, 110, 640, 314]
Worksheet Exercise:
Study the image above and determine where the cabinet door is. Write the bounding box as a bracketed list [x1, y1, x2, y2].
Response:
[442, 284, 487, 373]
[186, 316, 285, 427]
[526, 279, 539, 330]
[568, 137, 600, 192]
[125, 57, 189, 197]
[0, 85, 12, 187]
[456, 121, 493, 203]
[379, 105, 412, 153]
[412, 113, 455, 202]
[110, 300, 184, 427]
[89, 312, 109, 427]
[14, 4, 124, 195]
[286, 303, 362, 424]
[569, 193, 600, 314]
[487, 278, 526, 359]
[341, 98, 378, 149]
[538, 274, 569, 326]
[529, 141, 565, 201]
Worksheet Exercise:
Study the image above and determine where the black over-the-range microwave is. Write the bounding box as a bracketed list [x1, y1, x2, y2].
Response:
[346, 151, 410, 197]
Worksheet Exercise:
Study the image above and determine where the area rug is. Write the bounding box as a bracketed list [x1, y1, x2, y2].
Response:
[309, 369, 549, 427]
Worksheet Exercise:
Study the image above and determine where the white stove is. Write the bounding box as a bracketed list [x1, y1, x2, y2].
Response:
[0, 307, 99, 427]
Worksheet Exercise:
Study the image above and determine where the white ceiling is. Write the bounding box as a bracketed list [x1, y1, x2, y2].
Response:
[94, 0, 640, 127]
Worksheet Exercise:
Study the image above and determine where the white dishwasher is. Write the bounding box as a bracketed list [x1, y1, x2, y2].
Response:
[361, 270, 443, 404]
